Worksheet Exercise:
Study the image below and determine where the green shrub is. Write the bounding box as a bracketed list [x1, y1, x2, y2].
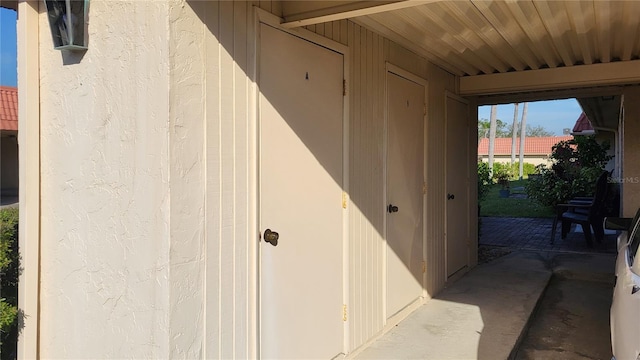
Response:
[478, 162, 492, 201]
[0, 208, 19, 354]
[526, 136, 612, 208]
[492, 164, 512, 189]
[0, 301, 17, 335]
[492, 161, 537, 180]
[513, 162, 537, 178]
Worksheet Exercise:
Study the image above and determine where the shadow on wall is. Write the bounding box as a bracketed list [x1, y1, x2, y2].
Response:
[186, 1, 454, 357]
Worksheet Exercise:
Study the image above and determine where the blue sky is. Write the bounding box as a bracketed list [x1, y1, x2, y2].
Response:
[1, 7, 17, 87]
[478, 99, 583, 136]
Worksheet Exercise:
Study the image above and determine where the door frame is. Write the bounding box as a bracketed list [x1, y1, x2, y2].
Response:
[383, 63, 429, 322]
[444, 91, 471, 282]
[252, 8, 351, 356]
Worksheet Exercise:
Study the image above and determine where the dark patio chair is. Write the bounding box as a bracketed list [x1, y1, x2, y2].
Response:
[555, 171, 610, 247]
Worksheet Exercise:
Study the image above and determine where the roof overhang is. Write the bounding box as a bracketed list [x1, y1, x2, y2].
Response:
[0, 0, 17, 11]
[281, 1, 640, 93]
[280, 1, 637, 131]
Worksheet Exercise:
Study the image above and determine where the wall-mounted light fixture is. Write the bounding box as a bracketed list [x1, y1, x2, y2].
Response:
[44, 0, 89, 50]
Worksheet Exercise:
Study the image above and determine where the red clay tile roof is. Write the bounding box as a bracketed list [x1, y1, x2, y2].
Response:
[478, 135, 573, 156]
[0, 86, 17, 131]
[572, 112, 594, 133]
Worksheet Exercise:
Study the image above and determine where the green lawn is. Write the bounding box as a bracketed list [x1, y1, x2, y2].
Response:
[479, 179, 555, 218]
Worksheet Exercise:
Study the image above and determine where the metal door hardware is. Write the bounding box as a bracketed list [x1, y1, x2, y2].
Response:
[263, 229, 279, 246]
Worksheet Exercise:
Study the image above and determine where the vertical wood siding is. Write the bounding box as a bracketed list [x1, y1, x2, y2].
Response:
[169, 1, 275, 358]
[347, 22, 386, 349]
[38, 0, 468, 358]
[305, 21, 457, 352]
[203, 2, 256, 358]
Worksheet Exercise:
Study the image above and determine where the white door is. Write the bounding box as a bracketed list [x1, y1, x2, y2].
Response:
[259, 24, 344, 359]
[386, 71, 425, 318]
[446, 95, 469, 278]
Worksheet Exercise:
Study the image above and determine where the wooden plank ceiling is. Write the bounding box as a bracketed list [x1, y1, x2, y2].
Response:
[280, 0, 639, 127]
[283, 1, 640, 77]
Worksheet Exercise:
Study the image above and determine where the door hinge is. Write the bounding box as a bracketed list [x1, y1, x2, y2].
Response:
[343, 304, 347, 321]
[422, 261, 426, 273]
[343, 79, 347, 96]
[342, 192, 348, 209]
[423, 182, 427, 194]
[424, 104, 427, 115]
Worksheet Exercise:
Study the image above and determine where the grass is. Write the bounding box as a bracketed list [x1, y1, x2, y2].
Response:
[479, 179, 555, 218]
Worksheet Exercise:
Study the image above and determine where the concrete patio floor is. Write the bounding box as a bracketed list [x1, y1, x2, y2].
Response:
[352, 217, 616, 360]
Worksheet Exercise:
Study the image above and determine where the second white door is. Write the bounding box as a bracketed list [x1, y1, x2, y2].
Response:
[386, 71, 425, 318]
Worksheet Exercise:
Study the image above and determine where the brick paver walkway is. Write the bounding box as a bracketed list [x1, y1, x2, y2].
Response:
[480, 217, 617, 254]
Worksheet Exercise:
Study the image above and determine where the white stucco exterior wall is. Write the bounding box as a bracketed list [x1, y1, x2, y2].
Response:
[167, 1, 206, 357]
[38, 1, 172, 357]
[36, 0, 262, 358]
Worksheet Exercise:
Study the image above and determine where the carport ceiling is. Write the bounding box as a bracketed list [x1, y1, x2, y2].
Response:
[281, 1, 640, 96]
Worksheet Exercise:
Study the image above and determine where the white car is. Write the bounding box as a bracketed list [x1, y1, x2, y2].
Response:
[610, 209, 640, 360]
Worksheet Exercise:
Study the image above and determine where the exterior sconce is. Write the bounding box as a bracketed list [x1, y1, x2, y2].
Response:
[44, 0, 89, 50]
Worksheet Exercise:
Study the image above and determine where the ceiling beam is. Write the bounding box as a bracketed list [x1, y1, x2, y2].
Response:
[473, 86, 624, 106]
[460, 60, 640, 96]
[280, 0, 435, 29]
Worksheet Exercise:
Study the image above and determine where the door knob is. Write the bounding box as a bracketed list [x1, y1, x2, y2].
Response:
[263, 229, 279, 246]
[388, 204, 399, 213]
[447, 193, 455, 200]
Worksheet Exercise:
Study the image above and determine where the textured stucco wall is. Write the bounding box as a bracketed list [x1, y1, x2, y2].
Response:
[37, 0, 263, 358]
[167, 1, 206, 357]
[39, 1, 172, 357]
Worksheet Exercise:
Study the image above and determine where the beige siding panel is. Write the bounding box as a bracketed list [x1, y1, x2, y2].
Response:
[171, 1, 269, 358]
[204, 1, 259, 358]
[346, 22, 386, 350]
[306, 20, 349, 45]
[259, 0, 281, 17]
[308, 21, 456, 352]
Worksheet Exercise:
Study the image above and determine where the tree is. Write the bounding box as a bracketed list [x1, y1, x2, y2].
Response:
[488, 105, 497, 177]
[505, 123, 554, 137]
[518, 102, 528, 178]
[478, 119, 491, 139]
[510, 103, 520, 165]
[527, 124, 554, 137]
[478, 118, 510, 139]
